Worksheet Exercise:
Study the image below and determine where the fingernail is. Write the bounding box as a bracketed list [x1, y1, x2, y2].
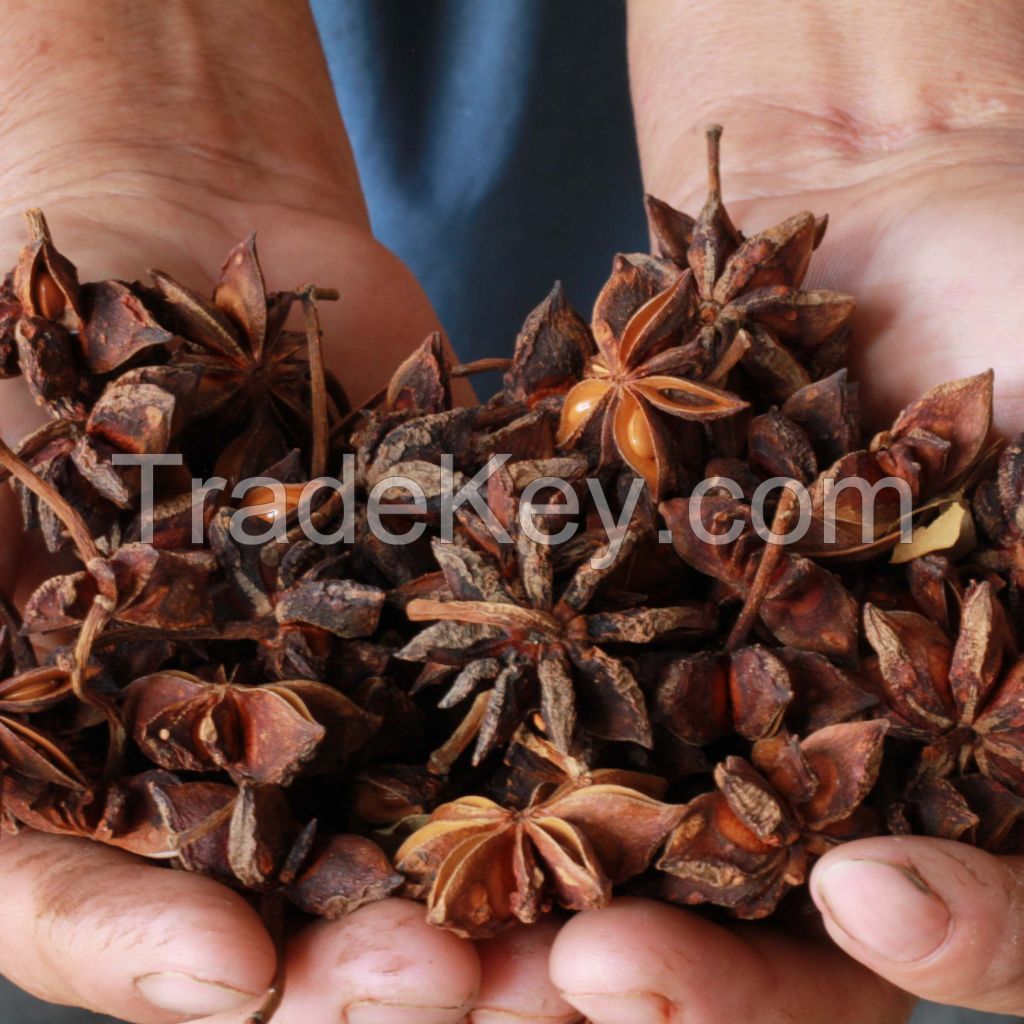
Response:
[470, 1013, 582, 1024]
[815, 857, 951, 962]
[135, 971, 257, 1017]
[345, 1001, 471, 1024]
[560, 992, 675, 1024]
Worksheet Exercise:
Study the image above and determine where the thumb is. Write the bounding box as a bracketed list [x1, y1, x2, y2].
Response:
[811, 836, 1024, 1015]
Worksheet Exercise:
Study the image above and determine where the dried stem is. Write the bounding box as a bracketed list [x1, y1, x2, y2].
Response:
[451, 357, 513, 377]
[93, 618, 279, 649]
[0, 437, 99, 563]
[300, 287, 330, 480]
[247, 895, 287, 1024]
[725, 485, 799, 652]
[72, 595, 125, 777]
[429, 689, 491, 775]
[705, 124, 724, 197]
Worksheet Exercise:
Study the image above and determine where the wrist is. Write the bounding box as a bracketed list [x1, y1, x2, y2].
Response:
[629, 0, 1024, 206]
[0, 1, 367, 231]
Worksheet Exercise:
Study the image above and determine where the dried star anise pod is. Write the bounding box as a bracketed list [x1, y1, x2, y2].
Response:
[799, 371, 994, 559]
[209, 510, 385, 679]
[659, 492, 860, 661]
[395, 773, 683, 937]
[658, 720, 887, 917]
[123, 670, 380, 786]
[500, 281, 593, 409]
[6, 364, 199, 550]
[152, 235, 339, 469]
[864, 580, 1024, 791]
[646, 127, 854, 400]
[555, 266, 747, 497]
[0, 666, 90, 793]
[975, 431, 1024, 589]
[397, 522, 715, 763]
[890, 772, 1024, 853]
[1, 211, 176, 415]
[349, 331, 454, 467]
[653, 644, 875, 747]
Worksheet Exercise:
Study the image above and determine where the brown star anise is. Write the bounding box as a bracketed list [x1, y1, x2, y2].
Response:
[122, 670, 380, 786]
[556, 265, 747, 497]
[659, 493, 860, 662]
[796, 371, 995, 560]
[209, 510, 386, 680]
[0, 665, 89, 793]
[864, 580, 1024, 791]
[653, 644, 875, 747]
[658, 720, 887, 917]
[647, 126, 855, 400]
[397, 523, 715, 762]
[395, 773, 684, 938]
[153, 235, 339, 468]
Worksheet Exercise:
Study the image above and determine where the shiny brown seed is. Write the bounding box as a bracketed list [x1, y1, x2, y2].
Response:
[34, 269, 65, 319]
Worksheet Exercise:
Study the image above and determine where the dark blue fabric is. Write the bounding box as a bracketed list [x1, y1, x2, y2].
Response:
[311, 0, 647, 386]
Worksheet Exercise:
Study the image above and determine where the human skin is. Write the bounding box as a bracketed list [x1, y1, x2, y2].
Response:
[0, 1, 1023, 1022]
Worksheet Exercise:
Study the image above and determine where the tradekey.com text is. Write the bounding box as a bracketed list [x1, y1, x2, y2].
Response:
[113, 453, 916, 568]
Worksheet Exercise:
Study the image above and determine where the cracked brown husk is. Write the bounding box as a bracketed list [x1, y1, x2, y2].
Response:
[0, 127, 1022, 1017]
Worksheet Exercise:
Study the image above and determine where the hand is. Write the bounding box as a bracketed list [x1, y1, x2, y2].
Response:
[537, 4, 1024, 1022]
[0, 4, 577, 1022]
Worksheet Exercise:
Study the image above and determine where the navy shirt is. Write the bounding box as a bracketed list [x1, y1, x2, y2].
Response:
[1, 4, 1016, 1022]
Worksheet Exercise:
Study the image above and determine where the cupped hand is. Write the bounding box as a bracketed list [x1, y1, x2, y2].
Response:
[0, 178, 576, 1024]
[545, 25, 1024, 1021]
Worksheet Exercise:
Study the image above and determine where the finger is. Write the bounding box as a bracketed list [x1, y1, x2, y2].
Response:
[0, 830, 275, 1023]
[549, 897, 910, 1024]
[469, 919, 581, 1024]
[812, 836, 1024, 1014]
[272, 897, 479, 1024]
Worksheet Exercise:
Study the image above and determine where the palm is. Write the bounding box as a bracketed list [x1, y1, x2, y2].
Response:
[556, 139, 1024, 1023]
[0, 191, 439, 589]
[718, 154, 1024, 435]
[0, 193, 525, 1023]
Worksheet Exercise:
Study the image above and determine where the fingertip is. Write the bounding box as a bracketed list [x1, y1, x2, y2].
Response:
[550, 898, 732, 1011]
[0, 832, 276, 1023]
[812, 836, 1024, 1013]
[471, 919, 580, 1024]
[280, 898, 479, 1023]
[551, 897, 908, 1024]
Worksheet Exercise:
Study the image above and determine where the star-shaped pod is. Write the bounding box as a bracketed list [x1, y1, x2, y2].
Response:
[209, 510, 386, 680]
[0, 211, 175, 416]
[653, 644, 876, 747]
[395, 775, 684, 938]
[153, 235, 340, 465]
[0, 664, 89, 794]
[123, 670, 380, 786]
[976, 431, 1024, 588]
[658, 720, 887, 917]
[556, 264, 747, 497]
[659, 493, 860, 663]
[4, 364, 198, 550]
[397, 524, 715, 762]
[646, 127, 855, 401]
[864, 580, 1024, 791]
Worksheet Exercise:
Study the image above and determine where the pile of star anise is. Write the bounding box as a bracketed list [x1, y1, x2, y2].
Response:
[1, 127, 1021, 979]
